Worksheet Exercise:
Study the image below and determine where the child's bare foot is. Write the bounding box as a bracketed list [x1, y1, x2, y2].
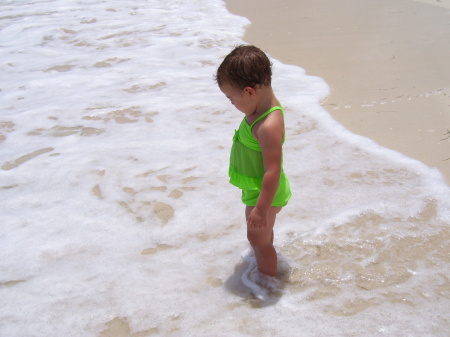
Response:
[249, 267, 282, 294]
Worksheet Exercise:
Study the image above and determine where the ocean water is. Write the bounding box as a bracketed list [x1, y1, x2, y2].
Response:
[1, 0, 449, 336]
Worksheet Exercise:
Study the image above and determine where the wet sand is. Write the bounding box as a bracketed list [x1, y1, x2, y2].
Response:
[225, 0, 450, 185]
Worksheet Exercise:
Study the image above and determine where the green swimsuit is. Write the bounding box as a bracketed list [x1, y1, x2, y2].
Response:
[229, 106, 291, 207]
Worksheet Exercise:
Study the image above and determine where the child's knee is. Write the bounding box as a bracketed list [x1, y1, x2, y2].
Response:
[247, 229, 272, 248]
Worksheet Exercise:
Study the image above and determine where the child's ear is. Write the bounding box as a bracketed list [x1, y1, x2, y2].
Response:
[244, 87, 256, 97]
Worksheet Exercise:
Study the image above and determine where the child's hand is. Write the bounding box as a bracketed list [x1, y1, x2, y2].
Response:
[247, 207, 268, 229]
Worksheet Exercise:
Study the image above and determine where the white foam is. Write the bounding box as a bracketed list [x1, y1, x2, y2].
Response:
[1, 0, 449, 336]
[240, 260, 268, 301]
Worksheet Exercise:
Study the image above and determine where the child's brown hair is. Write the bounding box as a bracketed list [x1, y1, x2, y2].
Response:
[216, 45, 272, 89]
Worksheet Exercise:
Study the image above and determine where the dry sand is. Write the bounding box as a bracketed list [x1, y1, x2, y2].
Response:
[225, 0, 450, 185]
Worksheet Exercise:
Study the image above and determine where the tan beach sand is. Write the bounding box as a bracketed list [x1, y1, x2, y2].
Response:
[225, 0, 450, 185]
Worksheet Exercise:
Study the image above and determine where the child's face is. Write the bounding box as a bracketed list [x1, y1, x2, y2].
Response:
[219, 82, 255, 115]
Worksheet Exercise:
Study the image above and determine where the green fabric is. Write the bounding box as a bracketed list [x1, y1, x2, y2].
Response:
[229, 106, 288, 192]
[236, 106, 282, 152]
[241, 173, 291, 207]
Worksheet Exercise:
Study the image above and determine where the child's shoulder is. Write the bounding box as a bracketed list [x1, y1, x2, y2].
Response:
[260, 107, 284, 127]
[253, 108, 284, 141]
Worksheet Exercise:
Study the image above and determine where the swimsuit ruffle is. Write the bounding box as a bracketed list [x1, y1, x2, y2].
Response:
[229, 167, 262, 190]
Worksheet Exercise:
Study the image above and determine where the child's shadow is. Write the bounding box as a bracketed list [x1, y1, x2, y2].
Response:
[224, 261, 283, 308]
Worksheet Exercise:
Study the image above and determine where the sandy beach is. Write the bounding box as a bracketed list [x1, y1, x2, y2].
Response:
[225, 0, 450, 185]
[1, 1, 449, 335]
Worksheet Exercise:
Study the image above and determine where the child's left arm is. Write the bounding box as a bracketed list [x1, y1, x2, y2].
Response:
[247, 111, 284, 229]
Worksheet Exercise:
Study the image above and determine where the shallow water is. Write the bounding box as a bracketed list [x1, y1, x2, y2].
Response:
[1, 1, 449, 336]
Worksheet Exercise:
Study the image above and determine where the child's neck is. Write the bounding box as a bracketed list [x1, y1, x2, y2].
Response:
[253, 86, 279, 116]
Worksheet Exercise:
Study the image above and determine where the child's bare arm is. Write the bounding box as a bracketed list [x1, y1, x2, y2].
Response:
[247, 111, 284, 228]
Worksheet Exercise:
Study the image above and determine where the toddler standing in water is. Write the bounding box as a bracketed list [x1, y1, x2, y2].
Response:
[216, 45, 291, 292]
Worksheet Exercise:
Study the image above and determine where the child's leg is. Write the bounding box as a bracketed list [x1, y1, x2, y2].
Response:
[245, 206, 282, 277]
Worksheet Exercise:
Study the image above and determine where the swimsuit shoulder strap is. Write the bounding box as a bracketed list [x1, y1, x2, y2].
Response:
[250, 105, 283, 130]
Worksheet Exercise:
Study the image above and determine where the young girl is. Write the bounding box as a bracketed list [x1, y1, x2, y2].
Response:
[216, 45, 291, 289]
